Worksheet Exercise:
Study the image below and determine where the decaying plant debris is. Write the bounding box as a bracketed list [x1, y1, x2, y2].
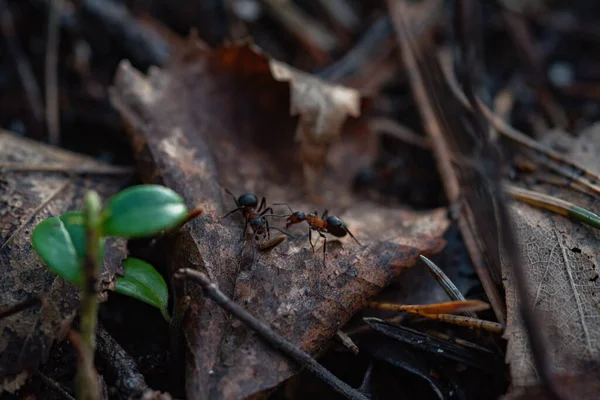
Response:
[3, 0, 600, 399]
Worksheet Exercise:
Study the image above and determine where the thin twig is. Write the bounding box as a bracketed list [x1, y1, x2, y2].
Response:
[174, 268, 369, 400]
[335, 330, 359, 355]
[96, 325, 148, 396]
[406, 311, 504, 334]
[0, 163, 133, 175]
[37, 370, 76, 400]
[263, 0, 338, 64]
[368, 118, 431, 150]
[502, 10, 568, 128]
[0, 295, 41, 320]
[45, 0, 61, 145]
[419, 255, 478, 318]
[366, 299, 489, 314]
[0, 0, 45, 131]
[437, 48, 600, 197]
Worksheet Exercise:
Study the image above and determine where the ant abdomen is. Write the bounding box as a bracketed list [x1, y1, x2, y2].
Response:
[325, 216, 348, 237]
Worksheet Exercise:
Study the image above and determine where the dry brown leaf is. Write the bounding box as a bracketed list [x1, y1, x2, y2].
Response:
[269, 59, 361, 181]
[504, 125, 600, 391]
[0, 133, 128, 393]
[109, 39, 450, 399]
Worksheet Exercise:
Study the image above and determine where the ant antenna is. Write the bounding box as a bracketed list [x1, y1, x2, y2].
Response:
[273, 202, 294, 215]
[269, 227, 296, 239]
[260, 213, 290, 218]
[345, 227, 362, 246]
[224, 188, 238, 202]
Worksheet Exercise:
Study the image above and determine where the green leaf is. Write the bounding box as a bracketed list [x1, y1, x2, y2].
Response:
[101, 185, 188, 238]
[115, 258, 170, 321]
[32, 211, 105, 285]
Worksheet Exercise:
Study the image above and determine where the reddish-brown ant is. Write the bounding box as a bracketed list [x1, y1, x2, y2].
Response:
[273, 203, 361, 262]
[222, 190, 290, 264]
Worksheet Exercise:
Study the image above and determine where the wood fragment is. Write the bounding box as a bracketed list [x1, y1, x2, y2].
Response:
[174, 268, 369, 400]
[258, 235, 286, 252]
[96, 326, 149, 397]
[335, 330, 359, 355]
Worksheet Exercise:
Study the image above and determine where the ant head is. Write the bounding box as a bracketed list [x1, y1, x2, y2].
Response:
[238, 193, 258, 208]
[285, 211, 306, 228]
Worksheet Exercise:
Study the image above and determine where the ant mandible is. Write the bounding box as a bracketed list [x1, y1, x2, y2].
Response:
[274, 203, 361, 263]
[222, 189, 288, 264]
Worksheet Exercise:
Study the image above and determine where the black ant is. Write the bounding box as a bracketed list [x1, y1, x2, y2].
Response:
[222, 190, 289, 264]
[273, 203, 361, 263]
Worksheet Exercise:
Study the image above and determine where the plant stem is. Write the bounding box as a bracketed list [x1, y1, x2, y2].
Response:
[77, 191, 102, 400]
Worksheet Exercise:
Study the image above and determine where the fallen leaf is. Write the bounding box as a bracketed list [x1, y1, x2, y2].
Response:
[504, 124, 600, 390]
[0, 132, 128, 393]
[269, 58, 361, 177]
[110, 39, 450, 399]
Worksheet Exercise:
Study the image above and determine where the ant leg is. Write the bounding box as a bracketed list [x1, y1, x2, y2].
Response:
[318, 230, 327, 264]
[260, 207, 273, 216]
[241, 219, 249, 240]
[258, 197, 267, 212]
[321, 209, 329, 219]
[273, 202, 294, 214]
[251, 234, 257, 266]
[265, 218, 271, 240]
[309, 229, 315, 253]
[224, 188, 239, 207]
[222, 207, 243, 219]
[269, 227, 295, 238]
[345, 226, 362, 246]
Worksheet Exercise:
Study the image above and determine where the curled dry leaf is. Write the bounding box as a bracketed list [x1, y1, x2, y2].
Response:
[110, 38, 450, 399]
[0, 132, 128, 393]
[504, 124, 600, 391]
[269, 59, 361, 184]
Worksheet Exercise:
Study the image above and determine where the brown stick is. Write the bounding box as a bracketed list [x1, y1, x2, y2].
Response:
[45, 0, 61, 145]
[174, 268, 369, 400]
[0, 295, 41, 320]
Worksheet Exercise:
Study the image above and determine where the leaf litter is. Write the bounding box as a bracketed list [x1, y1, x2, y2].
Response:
[0, 132, 129, 394]
[109, 37, 450, 399]
[504, 124, 600, 390]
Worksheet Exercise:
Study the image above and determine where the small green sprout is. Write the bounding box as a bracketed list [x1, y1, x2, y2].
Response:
[31, 184, 189, 319]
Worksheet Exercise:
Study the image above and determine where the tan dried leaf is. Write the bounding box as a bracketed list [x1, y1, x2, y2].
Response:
[504, 125, 600, 391]
[0, 133, 128, 393]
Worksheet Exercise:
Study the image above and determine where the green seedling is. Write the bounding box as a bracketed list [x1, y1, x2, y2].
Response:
[32, 184, 188, 319]
[31, 184, 191, 400]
